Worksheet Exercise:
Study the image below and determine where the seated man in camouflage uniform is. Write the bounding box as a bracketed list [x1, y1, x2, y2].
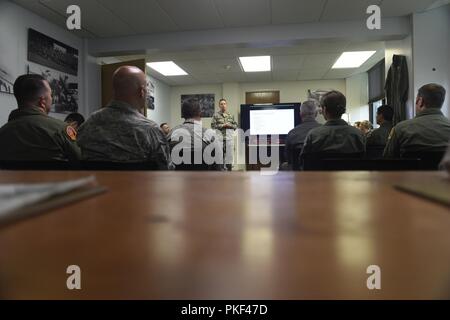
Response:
[0, 74, 81, 162]
[211, 98, 238, 171]
[384, 83, 450, 158]
[77, 66, 170, 169]
[301, 90, 365, 157]
[168, 99, 222, 170]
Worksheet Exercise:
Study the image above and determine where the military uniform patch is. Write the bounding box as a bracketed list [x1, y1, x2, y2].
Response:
[66, 126, 77, 141]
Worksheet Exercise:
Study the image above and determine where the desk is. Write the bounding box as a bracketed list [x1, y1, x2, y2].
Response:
[0, 171, 449, 299]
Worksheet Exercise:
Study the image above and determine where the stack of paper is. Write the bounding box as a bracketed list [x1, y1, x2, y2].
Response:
[0, 176, 103, 224]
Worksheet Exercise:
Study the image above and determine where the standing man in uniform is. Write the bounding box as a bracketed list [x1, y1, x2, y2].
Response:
[77, 66, 171, 169]
[0, 74, 81, 162]
[211, 98, 238, 170]
[383, 83, 450, 158]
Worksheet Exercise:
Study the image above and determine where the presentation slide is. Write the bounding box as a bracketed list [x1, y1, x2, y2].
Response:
[249, 109, 295, 135]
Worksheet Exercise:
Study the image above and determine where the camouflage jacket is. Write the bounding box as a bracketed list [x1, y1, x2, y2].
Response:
[77, 100, 171, 169]
[211, 110, 238, 140]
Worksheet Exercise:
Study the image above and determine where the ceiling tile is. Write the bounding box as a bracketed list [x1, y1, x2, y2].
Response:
[320, 0, 383, 22]
[244, 72, 273, 82]
[272, 55, 305, 70]
[216, 72, 247, 83]
[380, 0, 439, 17]
[205, 58, 242, 73]
[302, 53, 341, 69]
[297, 68, 328, 80]
[156, 0, 223, 30]
[271, 0, 327, 24]
[213, 0, 271, 27]
[322, 68, 358, 79]
[97, 0, 178, 34]
[272, 70, 299, 81]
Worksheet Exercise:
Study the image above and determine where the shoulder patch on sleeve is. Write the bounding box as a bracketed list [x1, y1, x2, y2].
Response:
[66, 125, 77, 141]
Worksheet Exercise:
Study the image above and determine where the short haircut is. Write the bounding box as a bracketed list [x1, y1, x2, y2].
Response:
[418, 83, 446, 109]
[181, 99, 201, 119]
[13, 74, 48, 106]
[321, 90, 346, 118]
[360, 120, 373, 130]
[377, 105, 394, 121]
[219, 98, 227, 103]
[64, 113, 85, 126]
[300, 100, 318, 118]
[160, 122, 168, 128]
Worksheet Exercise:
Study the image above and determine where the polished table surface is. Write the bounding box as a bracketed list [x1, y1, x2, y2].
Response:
[0, 170, 449, 299]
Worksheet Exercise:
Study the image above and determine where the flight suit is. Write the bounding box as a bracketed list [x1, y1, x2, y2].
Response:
[366, 121, 393, 147]
[383, 108, 450, 158]
[301, 119, 366, 156]
[0, 106, 81, 162]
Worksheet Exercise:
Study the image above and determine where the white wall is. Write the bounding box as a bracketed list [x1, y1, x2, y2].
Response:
[385, 35, 414, 119]
[413, 4, 450, 117]
[168, 80, 346, 128]
[0, 0, 86, 125]
[345, 73, 369, 124]
[146, 74, 171, 126]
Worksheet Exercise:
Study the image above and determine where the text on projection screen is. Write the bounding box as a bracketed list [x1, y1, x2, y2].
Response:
[250, 109, 295, 135]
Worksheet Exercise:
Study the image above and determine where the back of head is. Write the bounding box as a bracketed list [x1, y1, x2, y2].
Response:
[321, 90, 346, 119]
[181, 99, 201, 120]
[418, 83, 446, 109]
[112, 66, 146, 108]
[377, 105, 394, 121]
[13, 74, 48, 107]
[300, 100, 318, 119]
[64, 112, 85, 127]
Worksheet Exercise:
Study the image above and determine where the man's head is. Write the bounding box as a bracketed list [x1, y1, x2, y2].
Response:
[181, 99, 201, 120]
[219, 98, 227, 112]
[359, 120, 373, 134]
[112, 66, 147, 111]
[160, 122, 170, 135]
[320, 90, 346, 120]
[376, 105, 394, 125]
[300, 100, 318, 120]
[415, 83, 446, 114]
[64, 112, 85, 130]
[13, 74, 52, 114]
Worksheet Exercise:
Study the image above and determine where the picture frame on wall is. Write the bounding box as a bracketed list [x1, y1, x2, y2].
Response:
[27, 63, 78, 114]
[27, 28, 78, 76]
[181, 94, 215, 118]
[147, 75, 155, 110]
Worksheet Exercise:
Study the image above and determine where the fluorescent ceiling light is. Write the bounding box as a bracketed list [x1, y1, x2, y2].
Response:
[239, 56, 271, 72]
[332, 51, 376, 69]
[146, 61, 187, 76]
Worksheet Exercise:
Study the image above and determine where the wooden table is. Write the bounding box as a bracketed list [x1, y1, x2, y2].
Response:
[0, 171, 449, 299]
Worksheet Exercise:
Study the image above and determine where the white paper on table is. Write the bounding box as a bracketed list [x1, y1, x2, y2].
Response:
[0, 176, 96, 219]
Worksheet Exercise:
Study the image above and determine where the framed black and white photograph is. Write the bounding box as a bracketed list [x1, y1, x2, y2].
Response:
[146, 75, 155, 110]
[0, 68, 13, 95]
[181, 94, 215, 118]
[27, 28, 78, 76]
[28, 63, 78, 114]
[0, 26, 16, 95]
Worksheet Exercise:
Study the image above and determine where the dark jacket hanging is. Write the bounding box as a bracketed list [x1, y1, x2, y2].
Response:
[385, 54, 409, 125]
